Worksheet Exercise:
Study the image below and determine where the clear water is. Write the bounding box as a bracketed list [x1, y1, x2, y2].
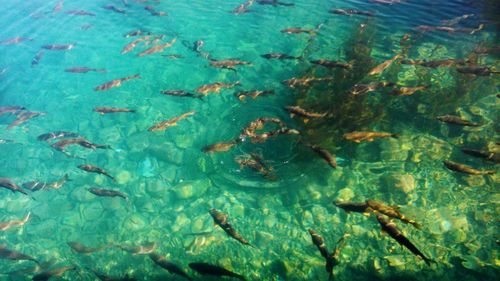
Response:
[0, 0, 498, 280]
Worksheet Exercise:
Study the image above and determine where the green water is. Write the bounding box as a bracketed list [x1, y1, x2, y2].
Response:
[0, 0, 499, 280]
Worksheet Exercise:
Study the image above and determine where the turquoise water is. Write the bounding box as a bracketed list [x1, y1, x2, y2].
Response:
[0, 0, 499, 280]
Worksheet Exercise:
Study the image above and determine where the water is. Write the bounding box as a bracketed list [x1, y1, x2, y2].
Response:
[0, 0, 499, 280]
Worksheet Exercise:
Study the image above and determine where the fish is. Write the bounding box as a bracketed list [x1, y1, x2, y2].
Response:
[235, 90, 274, 101]
[78, 165, 115, 181]
[416, 24, 484, 34]
[195, 81, 240, 95]
[81, 24, 93, 30]
[308, 229, 340, 280]
[65, 10, 96, 16]
[91, 270, 136, 281]
[31, 50, 45, 67]
[209, 59, 252, 70]
[67, 242, 108, 254]
[93, 107, 136, 114]
[117, 242, 157, 255]
[389, 86, 427, 96]
[456, 66, 500, 76]
[311, 59, 352, 69]
[443, 160, 495, 175]
[123, 30, 151, 38]
[88, 188, 128, 201]
[0, 212, 31, 231]
[121, 37, 149, 54]
[474, 46, 500, 55]
[0, 106, 25, 115]
[51, 138, 110, 153]
[103, 5, 126, 14]
[41, 43, 75, 51]
[144, 5, 167, 16]
[0, 178, 28, 195]
[137, 38, 177, 57]
[161, 90, 203, 99]
[239, 117, 287, 140]
[0, 37, 33, 45]
[23, 174, 70, 191]
[209, 208, 252, 247]
[348, 82, 394, 95]
[52, 0, 64, 13]
[256, 0, 294, 7]
[334, 200, 371, 213]
[461, 148, 500, 163]
[0, 245, 38, 263]
[441, 14, 474, 26]
[232, 0, 254, 14]
[261, 53, 300, 60]
[188, 262, 245, 280]
[285, 105, 328, 119]
[162, 54, 183, 59]
[343, 131, 398, 143]
[369, 0, 403, 4]
[368, 54, 400, 76]
[235, 153, 276, 180]
[32, 265, 76, 281]
[366, 200, 421, 229]
[94, 74, 140, 91]
[249, 127, 300, 143]
[281, 28, 315, 35]
[436, 115, 481, 127]
[65, 67, 106, 73]
[400, 58, 467, 68]
[202, 140, 239, 153]
[149, 253, 191, 280]
[7, 111, 46, 129]
[376, 215, 432, 265]
[148, 110, 195, 132]
[282, 76, 333, 88]
[304, 143, 337, 169]
[329, 9, 375, 17]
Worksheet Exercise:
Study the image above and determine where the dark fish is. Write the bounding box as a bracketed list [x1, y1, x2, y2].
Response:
[281, 28, 315, 35]
[117, 242, 157, 255]
[416, 24, 483, 34]
[285, 105, 328, 119]
[376, 215, 432, 265]
[334, 200, 371, 213]
[209, 59, 252, 70]
[160, 90, 203, 99]
[51, 138, 110, 153]
[261, 53, 300, 60]
[65, 10, 96, 16]
[209, 208, 252, 247]
[78, 165, 115, 181]
[94, 74, 140, 91]
[400, 58, 467, 68]
[461, 148, 500, 163]
[148, 111, 195, 131]
[202, 140, 238, 153]
[32, 265, 76, 281]
[144, 5, 167, 16]
[162, 54, 183, 59]
[0, 178, 28, 195]
[123, 30, 151, 38]
[0, 212, 31, 231]
[330, 9, 375, 17]
[8, 111, 46, 129]
[456, 66, 500, 76]
[149, 253, 191, 280]
[88, 188, 128, 201]
[67, 242, 108, 254]
[343, 131, 398, 143]
[103, 5, 126, 14]
[304, 144, 337, 169]
[65, 67, 106, 73]
[232, 0, 254, 14]
[366, 200, 421, 229]
[23, 174, 70, 191]
[31, 50, 45, 67]
[443, 160, 495, 175]
[0, 245, 38, 263]
[235, 90, 274, 101]
[94, 107, 135, 114]
[235, 153, 276, 180]
[41, 43, 75, 51]
[436, 115, 480, 127]
[311, 59, 352, 69]
[256, 0, 294, 7]
[189, 262, 245, 280]
[308, 229, 345, 280]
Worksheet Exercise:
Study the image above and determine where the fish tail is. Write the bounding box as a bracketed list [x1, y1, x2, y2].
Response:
[391, 133, 400, 139]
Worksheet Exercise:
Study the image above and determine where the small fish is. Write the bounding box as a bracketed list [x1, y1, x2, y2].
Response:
[124, 30, 151, 38]
[235, 153, 276, 180]
[23, 174, 70, 191]
[0, 245, 38, 263]
[195, 81, 241, 95]
[461, 148, 500, 163]
[285, 105, 328, 119]
[282, 76, 333, 88]
[308, 229, 341, 280]
[202, 140, 238, 153]
[368, 54, 400, 76]
[94, 107, 135, 114]
[239, 117, 287, 140]
[91, 270, 137, 281]
[32, 265, 76, 281]
[232, 0, 254, 14]
[250, 127, 300, 143]
[257, 0, 294, 7]
[161, 90, 203, 99]
[474, 46, 500, 55]
[78, 164, 115, 181]
[0, 106, 25, 115]
[304, 143, 337, 169]
[343, 131, 398, 143]
[65, 10, 96, 16]
[144, 5, 167, 16]
[65, 67, 106, 73]
[400, 58, 467, 68]
[281, 27, 315, 35]
[0, 178, 28, 195]
[148, 110, 195, 132]
[441, 14, 474, 26]
[149, 253, 191, 280]
[117, 242, 157, 255]
[162, 54, 183, 59]
[52, 0, 64, 13]
[209, 208, 252, 247]
[31, 50, 45, 67]
[235, 90, 274, 101]
[94, 74, 140, 91]
[209, 59, 252, 70]
[369, 0, 403, 4]
[41, 43, 75, 51]
[329, 9, 375, 17]
[137, 38, 177, 57]
[67, 242, 108, 254]
[103, 5, 126, 14]
[121, 37, 149, 54]
[389, 86, 427, 96]
[348, 82, 394, 95]
[376, 215, 432, 265]
[189, 262, 245, 280]
[261, 53, 300, 60]
[51, 138, 110, 153]
[366, 200, 421, 229]
[311, 59, 352, 69]
[416, 24, 483, 34]
[8, 111, 46, 129]
[0, 212, 31, 231]
[436, 115, 480, 127]
[456, 66, 500, 76]
[81, 24, 93, 30]
[88, 188, 128, 201]
[0, 37, 33, 45]
[334, 200, 371, 213]
[443, 160, 495, 175]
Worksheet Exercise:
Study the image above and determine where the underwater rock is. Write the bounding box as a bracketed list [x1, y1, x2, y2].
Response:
[380, 138, 408, 161]
[82, 202, 105, 221]
[116, 170, 132, 184]
[137, 157, 158, 177]
[335, 187, 355, 201]
[256, 231, 274, 248]
[172, 180, 209, 199]
[145, 179, 166, 196]
[190, 216, 207, 233]
[172, 213, 190, 232]
[123, 213, 146, 230]
[384, 255, 407, 268]
[383, 173, 416, 194]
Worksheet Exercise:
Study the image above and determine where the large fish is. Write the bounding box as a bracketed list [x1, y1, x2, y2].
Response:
[32, 265, 76, 281]
[148, 111, 195, 131]
[189, 263, 245, 280]
[366, 200, 421, 229]
[443, 160, 495, 175]
[436, 115, 480, 127]
[94, 74, 140, 91]
[88, 188, 128, 201]
[195, 81, 240, 95]
[461, 148, 500, 163]
[285, 105, 328, 119]
[235, 153, 276, 180]
[78, 165, 115, 181]
[308, 229, 347, 280]
[0, 212, 31, 231]
[334, 200, 370, 213]
[456, 66, 500, 76]
[0, 178, 28, 195]
[0, 245, 38, 263]
[149, 253, 191, 280]
[368, 54, 400, 76]
[209, 208, 252, 247]
[304, 143, 337, 169]
[343, 131, 398, 143]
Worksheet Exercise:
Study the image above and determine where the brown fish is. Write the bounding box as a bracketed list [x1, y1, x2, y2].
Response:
[235, 153, 276, 180]
[417, 24, 483, 34]
[235, 90, 274, 101]
[389, 86, 427, 96]
[88, 188, 128, 201]
[51, 138, 110, 154]
[121, 37, 149, 54]
[144, 5, 167, 16]
[32, 265, 76, 281]
[366, 200, 421, 229]
[65, 67, 106, 73]
[67, 241, 108, 254]
[368, 54, 400, 76]
[304, 144, 337, 169]
[348, 82, 394, 95]
[94, 74, 140, 91]
[376, 215, 432, 265]
[334, 200, 370, 213]
[308, 229, 344, 280]
[343, 131, 398, 143]
[456, 66, 500, 76]
[117, 242, 157, 255]
[23, 174, 70, 191]
[329, 9, 375, 16]
[195, 81, 240, 95]
[400, 58, 467, 68]
[311, 59, 352, 69]
[124, 30, 151, 38]
[281, 28, 315, 34]
[7, 111, 45, 129]
[285, 105, 328, 119]
[65, 10, 95, 16]
[149, 253, 191, 280]
[249, 127, 300, 143]
[202, 140, 238, 153]
[0, 245, 38, 263]
[137, 38, 177, 57]
[0, 37, 33, 45]
[240, 117, 286, 139]
[41, 43, 75, 51]
[261, 53, 300, 60]
[78, 165, 115, 181]
[94, 107, 136, 114]
[209, 59, 252, 70]
[209, 208, 252, 247]
[436, 115, 480, 127]
[461, 148, 500, 163]
[282, 76, 333, 88]
[103, 5, 126, 14]
[0, 178, 28, 195]
[0, 106, 25, 116]
[148, 110, 195, 131]
[161, 90, 203, 99]
[0, 212, 31, 231]
[443, 160, 495, 175]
